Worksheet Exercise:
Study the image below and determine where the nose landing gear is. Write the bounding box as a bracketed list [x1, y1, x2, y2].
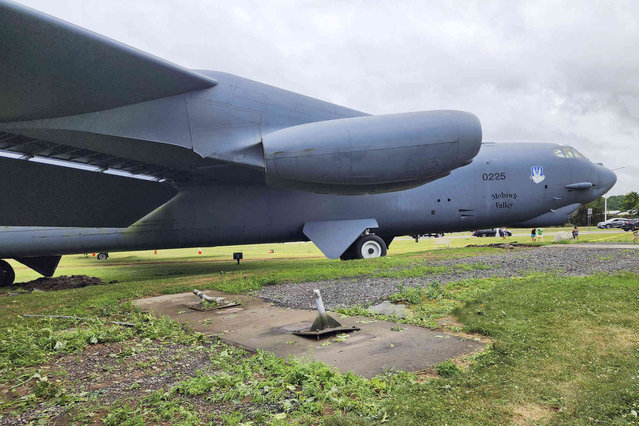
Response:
[0, 260, 15, 286]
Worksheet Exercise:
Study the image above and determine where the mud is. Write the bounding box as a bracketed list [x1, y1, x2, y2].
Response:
[7, 275, 114, 292]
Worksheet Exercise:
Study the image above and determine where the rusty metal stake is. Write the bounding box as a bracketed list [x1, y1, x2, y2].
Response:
[292, 289, 359, 339]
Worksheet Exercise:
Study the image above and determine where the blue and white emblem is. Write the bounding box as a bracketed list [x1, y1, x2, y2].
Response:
[530, 166, 545, 184]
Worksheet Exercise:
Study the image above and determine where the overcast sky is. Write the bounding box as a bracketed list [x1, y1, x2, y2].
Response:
[18, 0, 639, 195]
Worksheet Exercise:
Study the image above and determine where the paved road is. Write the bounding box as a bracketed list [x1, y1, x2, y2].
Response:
[543, 243, 639, 249]
[399, 229, 624, 240]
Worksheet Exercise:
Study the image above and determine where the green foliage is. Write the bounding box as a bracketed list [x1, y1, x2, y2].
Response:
[389, 281, 450, 305]
[389, 285, 426, 304]
[385, 272, 639, 424]
[340, 278, 501, 329]
[606, 194, 624, 211]
[621, 191, 639, 213]
[435, 360, 462, 378]
[1, 244, 639, 424]
[103, 404, 146, 426]
[0, 311, 203, 369]
[571, 196, 604, 225]
[172, 347, 413, 419]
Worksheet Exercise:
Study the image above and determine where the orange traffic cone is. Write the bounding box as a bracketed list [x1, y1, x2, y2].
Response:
[198, 248, 202, 255]
[154, 250, 157, 255]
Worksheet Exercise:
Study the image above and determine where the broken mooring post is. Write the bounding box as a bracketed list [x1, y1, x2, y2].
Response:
[193, 289, 225, 304]
[188, 289, 240, 311]
[292, 289, 359, 339]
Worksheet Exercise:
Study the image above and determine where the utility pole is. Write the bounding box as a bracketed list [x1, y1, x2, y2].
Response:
[604, 196, 608, 222]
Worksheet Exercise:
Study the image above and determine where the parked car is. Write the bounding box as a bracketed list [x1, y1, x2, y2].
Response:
[622, 219, 639, 232]
[472, 229, 512, 237]
[597, 218, 627, 229]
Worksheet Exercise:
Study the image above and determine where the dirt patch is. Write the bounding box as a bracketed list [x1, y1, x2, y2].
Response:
[0, 339, 241, 424]
[8, 275, 114, 292]
[512, 403, 555, 424]
[1, 336, 309, 425]
[414, 368, 440, 382]
[579, 324, 639, 352]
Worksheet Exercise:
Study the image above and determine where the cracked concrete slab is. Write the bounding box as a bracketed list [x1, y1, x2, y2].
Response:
[133, 291, 484, 378]
[367, 301, 410, 318]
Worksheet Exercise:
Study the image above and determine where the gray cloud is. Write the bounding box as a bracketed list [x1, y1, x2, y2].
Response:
[19, 0, 639, 195]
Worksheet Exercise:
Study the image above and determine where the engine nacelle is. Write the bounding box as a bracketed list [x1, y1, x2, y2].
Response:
[263, 110, 482, 194]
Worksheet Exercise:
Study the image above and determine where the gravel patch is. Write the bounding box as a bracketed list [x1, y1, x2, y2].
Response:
[256, 246, 639, 310]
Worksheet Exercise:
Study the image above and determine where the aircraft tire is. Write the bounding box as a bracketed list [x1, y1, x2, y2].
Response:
[0, 260, 15, 286]
[353, 235, 387, 259]
[97, 252, 109, 261]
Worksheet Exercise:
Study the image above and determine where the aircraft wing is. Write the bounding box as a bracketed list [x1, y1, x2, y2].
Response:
[0, 1, 483, 229]
[0, 1, 217, 122]
[0, 1, 253, 228]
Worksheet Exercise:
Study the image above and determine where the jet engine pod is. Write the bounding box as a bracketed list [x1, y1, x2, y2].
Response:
[263, 110, 482, 194]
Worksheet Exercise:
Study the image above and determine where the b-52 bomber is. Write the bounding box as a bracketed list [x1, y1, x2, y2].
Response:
[0, 1, 616, 285]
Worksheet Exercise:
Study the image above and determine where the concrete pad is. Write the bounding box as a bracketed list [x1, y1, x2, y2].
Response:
[367, 301, 410, 318]
[133, 291, 484, 378]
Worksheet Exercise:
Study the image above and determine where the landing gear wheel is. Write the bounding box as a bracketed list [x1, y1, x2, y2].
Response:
[97, 252, 109, 261]
[354, 235, 387, 259]
[0, 260, 15, 286]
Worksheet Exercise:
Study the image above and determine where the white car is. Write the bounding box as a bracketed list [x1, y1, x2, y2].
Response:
[597, 218, 626, 229]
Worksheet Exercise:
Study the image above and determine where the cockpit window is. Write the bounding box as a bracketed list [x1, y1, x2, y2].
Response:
[553, 148, 565, 158]
[572, 148, 586, 159]
[553, 146, 587, 159]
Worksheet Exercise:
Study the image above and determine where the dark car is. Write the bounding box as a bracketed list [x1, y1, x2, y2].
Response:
[622, 219, 639, 232]
[472, 229, 512, 237]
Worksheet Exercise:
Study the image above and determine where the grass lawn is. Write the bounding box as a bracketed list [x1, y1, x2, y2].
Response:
[1, 235, 638, 424]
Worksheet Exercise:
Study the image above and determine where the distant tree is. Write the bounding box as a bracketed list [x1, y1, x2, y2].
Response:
[621, 191, 639, 213]
[571, 197, 605, 226]
[605, 194, 624, 211]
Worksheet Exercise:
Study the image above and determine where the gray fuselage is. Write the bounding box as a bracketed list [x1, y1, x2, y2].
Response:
[0, 142, 615, 258]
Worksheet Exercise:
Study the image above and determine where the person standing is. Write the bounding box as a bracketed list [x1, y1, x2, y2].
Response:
[498, 228, 504, 239]
[537, 227, 544, 242]
[531, 227, 537, 242]
[572, 226, 579, 240]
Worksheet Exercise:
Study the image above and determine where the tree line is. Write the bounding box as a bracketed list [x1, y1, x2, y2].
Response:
[570, 191, 639, 226]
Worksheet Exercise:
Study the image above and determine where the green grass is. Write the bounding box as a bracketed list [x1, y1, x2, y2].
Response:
[4, 227, 628, 283]
[1, 237, 638, 424]
[384, 272, 639, 424]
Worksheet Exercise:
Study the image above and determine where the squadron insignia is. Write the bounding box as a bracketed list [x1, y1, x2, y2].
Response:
[530, 166, 545, 184]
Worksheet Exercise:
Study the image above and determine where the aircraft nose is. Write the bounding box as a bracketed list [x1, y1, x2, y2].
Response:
[597, 165, 617, 194]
